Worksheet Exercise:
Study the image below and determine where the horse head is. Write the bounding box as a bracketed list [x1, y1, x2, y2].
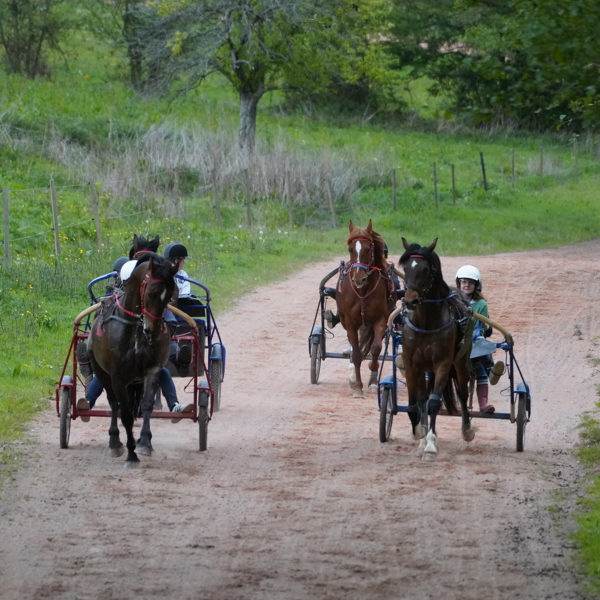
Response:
[127, 254, 178, 335]
[129, 233, 161, 261]
[346, 219, 386, 290]
[400, 237, 449, 304]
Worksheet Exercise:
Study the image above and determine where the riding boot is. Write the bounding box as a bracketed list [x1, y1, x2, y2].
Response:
[76, 341, 93, 387]
[476, 383, 495, 414]
[324, 309, 340, 329]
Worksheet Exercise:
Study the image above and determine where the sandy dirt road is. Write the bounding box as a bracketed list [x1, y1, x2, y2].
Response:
[1, 240, 599, 600]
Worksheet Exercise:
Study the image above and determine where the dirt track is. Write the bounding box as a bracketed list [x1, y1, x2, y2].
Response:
[1, 241, 599, 600]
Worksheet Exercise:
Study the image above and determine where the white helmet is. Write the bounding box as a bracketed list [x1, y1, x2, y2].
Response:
[456, 265, 482, 291]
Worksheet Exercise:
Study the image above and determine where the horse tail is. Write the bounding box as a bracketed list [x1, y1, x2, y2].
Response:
[442, 371, 458, 415]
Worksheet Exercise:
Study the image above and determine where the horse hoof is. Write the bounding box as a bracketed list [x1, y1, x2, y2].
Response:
[125, 460, 141, 469]
[111, 446, 125, 457]
[137, 445, 152, 456]
[415, 424, 427, 439]
[423, 431, 438, 458]
[352, 390, 364, 398]
[463, 427, 476, 442]
[367, 384, 378, 393]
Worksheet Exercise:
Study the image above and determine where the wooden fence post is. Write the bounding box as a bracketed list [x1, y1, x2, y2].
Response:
[3, 186, 9, 268]
[511, 148, 515, 188]
[480, 152, 488, 191]
[573, 138, 579, 183]
[391, 167, 397, 211]
[49, 175, 60, 256]
[326, 180, 337, 229]
[432, 162, 438, 207]
[89, 182, 103, 247]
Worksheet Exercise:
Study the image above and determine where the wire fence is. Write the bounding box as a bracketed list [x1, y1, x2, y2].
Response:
[1, 139, 596, 267]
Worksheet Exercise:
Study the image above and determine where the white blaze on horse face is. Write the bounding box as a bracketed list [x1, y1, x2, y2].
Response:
[355, 240, 362, 261]
[411, 259, 418, 268]
[160, 288, 167, 303]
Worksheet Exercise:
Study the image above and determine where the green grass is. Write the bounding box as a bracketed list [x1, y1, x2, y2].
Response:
[574, 412, 600, 595]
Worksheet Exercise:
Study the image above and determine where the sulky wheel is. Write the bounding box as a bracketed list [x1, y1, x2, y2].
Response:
[516, 393, 527, 452]
[379, 387, 394, 443]
[59, 385, 72, 449]
[198, 406, 209, 451]
[208, 359, 222, 412]
[310, 341, 322, 384]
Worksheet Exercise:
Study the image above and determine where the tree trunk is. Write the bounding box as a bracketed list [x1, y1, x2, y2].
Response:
[237, 87, 263, 157]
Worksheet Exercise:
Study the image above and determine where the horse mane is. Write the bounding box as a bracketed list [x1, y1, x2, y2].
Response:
[129, 234, 160, 261]
[400, 240, 450, 296]
[347, 221, 387, 270]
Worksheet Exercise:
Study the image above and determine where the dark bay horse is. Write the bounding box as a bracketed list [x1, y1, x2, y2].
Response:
[337, 219, 397, 396]
[399, 237, 474, 459]
[88, 235, 178, 466]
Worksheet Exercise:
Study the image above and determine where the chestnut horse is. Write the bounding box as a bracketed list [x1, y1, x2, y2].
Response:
[336, 220, 397, 396]
[399, 237, 474, 459]
[88, 235, 178, 466]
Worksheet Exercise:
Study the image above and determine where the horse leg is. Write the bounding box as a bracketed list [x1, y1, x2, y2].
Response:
[455, 361, 475, 442]
[113, 385, 139, 467]
[406, 371, 428, 439]
[137, 378, 157, 456]
[367, 320, 386, 393]
[347, 328, 363, 396]
[423, 392, 442, 459]
[103, 387, 124, 457]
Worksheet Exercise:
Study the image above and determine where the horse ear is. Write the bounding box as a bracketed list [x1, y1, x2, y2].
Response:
[367, 219, 373, 233]
[402, 237, 409, 250]
[348, 220, 354, 232]
[150, 235, 160, 252]
[428, 238, 438, 252]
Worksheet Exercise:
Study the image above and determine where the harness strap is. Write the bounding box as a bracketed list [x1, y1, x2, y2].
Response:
[405, 315, 454, 335]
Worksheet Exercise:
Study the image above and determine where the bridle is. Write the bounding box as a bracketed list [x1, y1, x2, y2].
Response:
[348, 237, 385, 279]
[402, 253, 457, 306]
[402, 253, 458, 333]
[115, 272, 169, 326]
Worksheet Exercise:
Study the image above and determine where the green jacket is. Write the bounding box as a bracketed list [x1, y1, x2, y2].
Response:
[470, 297, 489, 339]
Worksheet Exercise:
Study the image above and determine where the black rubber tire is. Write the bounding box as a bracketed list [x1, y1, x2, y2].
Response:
[379, 387, 394, 443]
[310, 341, 322, 384]
[516, 393, 527, 452]
[208, 359, 222, 412]
[59, 387, 72, 449]
[198, 406, 209, 451]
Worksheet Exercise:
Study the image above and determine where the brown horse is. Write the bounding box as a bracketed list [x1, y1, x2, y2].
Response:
[336, 219, 397, 396]
[88, 235, 178, 466]
[399, 237, 474, 459]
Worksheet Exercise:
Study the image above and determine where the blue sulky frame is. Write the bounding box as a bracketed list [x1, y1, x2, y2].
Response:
[377, 311, 531, 452]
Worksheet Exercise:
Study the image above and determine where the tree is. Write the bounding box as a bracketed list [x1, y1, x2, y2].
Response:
[386, 0, 600, 132]
[148, 0, 386, 153]
[0, 0, 65, 78]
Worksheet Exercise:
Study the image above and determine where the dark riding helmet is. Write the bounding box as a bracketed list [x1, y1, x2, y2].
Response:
[163, 241, 189, 261]
[113, 256, 129, 273]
